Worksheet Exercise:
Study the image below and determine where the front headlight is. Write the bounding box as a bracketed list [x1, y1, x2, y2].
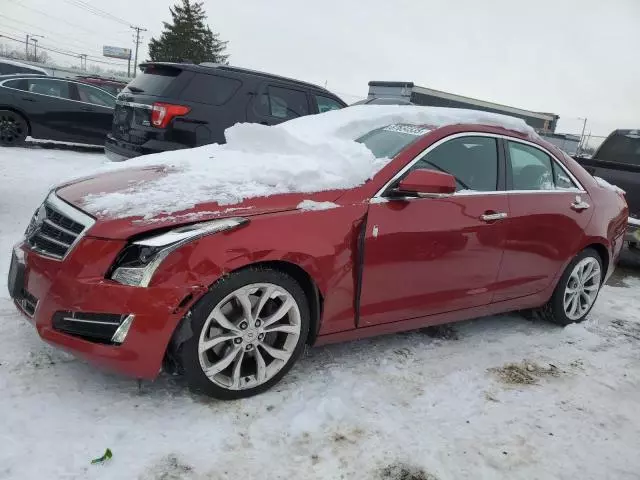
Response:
[110, 217, 248, 287]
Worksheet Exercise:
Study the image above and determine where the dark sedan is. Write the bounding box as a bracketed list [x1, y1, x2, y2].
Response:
[0, 74, 116, 146]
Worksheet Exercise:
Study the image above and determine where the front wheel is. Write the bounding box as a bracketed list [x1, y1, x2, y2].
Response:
[0, 110, 28, 146]
[178, 268, 310, 400]
[538, 248, 603, 326]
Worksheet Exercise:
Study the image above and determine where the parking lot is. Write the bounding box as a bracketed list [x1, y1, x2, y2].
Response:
[0, 144, 639, 480]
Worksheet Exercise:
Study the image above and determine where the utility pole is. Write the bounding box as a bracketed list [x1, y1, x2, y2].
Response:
[79, 54, 87, 70]
[25, 34, 29, 60]
[130, 25, 147, 77]
[32, 39, 39, 62]
[576, 117, 588, 156]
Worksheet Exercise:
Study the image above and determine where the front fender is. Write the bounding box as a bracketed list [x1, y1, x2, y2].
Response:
[150, 204, 369, 334]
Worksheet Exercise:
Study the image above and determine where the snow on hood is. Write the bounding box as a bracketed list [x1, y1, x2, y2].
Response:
[79, 105, 537, 219]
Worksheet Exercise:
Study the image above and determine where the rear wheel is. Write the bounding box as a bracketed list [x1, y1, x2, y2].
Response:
[538, 248, 603, 326]
[178, 268, 310, 400]
[0, 110, 28, 146]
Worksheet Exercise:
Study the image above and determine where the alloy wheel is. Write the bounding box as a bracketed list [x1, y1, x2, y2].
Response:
[0, 112, 26, 145]
[563, 257, 601, 321]
[197, 283, 301, 391]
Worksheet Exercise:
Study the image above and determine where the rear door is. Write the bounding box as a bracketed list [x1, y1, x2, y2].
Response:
[247, 83, 311, 125]
[71, 82, 116, 144]
[18, 78, 86, 143]
[493, 139, 593, 302]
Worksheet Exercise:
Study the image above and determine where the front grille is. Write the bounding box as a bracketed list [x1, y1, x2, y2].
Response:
[52, 311, 126, 344]
[25, 196, 92, 260]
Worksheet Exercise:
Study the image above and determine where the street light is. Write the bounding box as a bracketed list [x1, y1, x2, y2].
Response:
[26, 34, 44, 61]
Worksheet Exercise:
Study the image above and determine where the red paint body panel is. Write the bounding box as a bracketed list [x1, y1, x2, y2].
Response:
[12, 123, 629, 380]
[360, 194, 509, 325]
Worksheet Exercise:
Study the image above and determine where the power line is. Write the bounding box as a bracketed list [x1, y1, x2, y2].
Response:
[10, 1, 130, 38]
[60, 0, 137, 28]
[0, 13, 129, 46]
[0, 32, 129, 68]
[0, 21, 106, 57]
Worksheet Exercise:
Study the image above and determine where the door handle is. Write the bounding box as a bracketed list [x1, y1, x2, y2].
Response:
[80, 106, 95, 112]
[21, 97, 36, 102]
[571, 195, 590, 211]
[480, 212, 508, 222]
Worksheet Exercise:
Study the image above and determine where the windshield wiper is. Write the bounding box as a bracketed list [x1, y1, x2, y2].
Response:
[126, 86, 144, 93]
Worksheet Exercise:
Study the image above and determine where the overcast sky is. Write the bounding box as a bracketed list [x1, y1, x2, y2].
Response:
[2, 0, 639, 135]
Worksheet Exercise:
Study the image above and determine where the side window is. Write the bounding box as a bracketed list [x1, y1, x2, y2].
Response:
[27, 79, 71, 100]
[507, 141, 573, 191]
[258, 86, 309, 119]
[76, 83, 116, 108]
[411, 136, 499, 192]
[314, 94, 343, 113]
[3, 79, 28, 91]
[181, 74, 241, 105]
[554, 164, 579, 190]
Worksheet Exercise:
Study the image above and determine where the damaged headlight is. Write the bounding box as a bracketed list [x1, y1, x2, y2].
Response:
[110, 218, 248, 287]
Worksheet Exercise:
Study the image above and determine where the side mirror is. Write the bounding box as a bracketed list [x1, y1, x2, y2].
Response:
[396, 169, 457, 198]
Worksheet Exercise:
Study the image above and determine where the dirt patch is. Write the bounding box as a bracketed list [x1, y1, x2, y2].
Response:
[420, 324, 459, 340]
[610, 319, 640, 341]
[142, 454, 194, 480]
[379, 463, 439, 480]
[489, 361, 560, 385]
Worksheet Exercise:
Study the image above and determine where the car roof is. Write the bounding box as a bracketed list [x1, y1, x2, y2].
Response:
[140, 62, 339, 97]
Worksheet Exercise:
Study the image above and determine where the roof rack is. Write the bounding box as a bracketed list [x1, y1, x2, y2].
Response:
[198, 62, 326, 91]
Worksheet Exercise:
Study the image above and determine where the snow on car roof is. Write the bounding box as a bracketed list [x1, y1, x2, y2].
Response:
[81, 106, 537, 219]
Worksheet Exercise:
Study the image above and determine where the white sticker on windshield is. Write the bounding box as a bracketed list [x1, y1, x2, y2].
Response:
[382, 124, 431, 136]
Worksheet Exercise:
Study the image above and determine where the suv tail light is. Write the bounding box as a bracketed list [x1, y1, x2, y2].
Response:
[151, 102, 190, 128]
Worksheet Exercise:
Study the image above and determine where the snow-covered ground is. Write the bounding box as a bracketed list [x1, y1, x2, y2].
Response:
[1, 146, 640, 480]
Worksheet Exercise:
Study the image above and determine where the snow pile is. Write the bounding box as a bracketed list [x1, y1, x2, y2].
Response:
[82, 105, 538, 219]
[594, 176, 625, 195]
[297, 200, 340, 211]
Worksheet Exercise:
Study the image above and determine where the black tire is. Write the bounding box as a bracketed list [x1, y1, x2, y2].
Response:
[537, 248, 603, 326]
[629, 242, 638, 250]
[178, 267, 310, 400]
[0, 110, 28, 146]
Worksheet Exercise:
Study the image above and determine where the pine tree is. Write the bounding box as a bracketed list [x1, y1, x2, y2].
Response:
[148, 0, 229, 65]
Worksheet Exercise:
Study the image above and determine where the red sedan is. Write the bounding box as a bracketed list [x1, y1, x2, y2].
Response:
[8, 117, 628, 399]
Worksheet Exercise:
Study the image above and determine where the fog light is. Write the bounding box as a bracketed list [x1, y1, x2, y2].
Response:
[111, 314, 135, 344]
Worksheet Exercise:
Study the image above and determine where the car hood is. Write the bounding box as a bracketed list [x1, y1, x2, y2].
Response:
[55, 166, 344, 239]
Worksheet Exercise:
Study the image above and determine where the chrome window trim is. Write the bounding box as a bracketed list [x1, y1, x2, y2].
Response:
[115, 100, 153, 110]
[0, 77, 115, 109]
[373, 132, 586, 199]
[28, 192, 96, 262]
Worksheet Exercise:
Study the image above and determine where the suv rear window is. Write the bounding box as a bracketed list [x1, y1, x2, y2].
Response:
[181, 73, 241, 105]
[596, 131, 640, 166]
[125, 65, 182, 95]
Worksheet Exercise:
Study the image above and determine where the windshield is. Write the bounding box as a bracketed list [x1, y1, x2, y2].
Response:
[596, 131, 640, 166]
[356, 124, 430, 159]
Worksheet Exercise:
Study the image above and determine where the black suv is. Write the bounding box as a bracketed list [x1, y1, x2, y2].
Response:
[105, 62, 347, 161]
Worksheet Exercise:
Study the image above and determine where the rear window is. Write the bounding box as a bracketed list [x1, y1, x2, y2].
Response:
[596, 131, 640, 166]
[356, 124, 430, 158]
[125, 65, 182, 95]
[180, 73, 241, 105]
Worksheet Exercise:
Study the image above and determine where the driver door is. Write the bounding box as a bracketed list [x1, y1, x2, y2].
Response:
[358, 135, 510, 326]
